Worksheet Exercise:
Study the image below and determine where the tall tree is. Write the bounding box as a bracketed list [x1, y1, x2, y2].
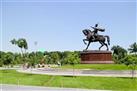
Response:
[128, 42, 137, 55]
[11, 38, 28, 56]
[10, 38, 28, 66]
[17, 38, 28, 56]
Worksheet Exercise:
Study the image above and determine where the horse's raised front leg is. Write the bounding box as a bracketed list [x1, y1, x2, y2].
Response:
[85, 41, 91, 50]
[83, 39, 87, 45]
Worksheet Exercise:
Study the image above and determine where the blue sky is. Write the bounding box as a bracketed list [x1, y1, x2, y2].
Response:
[0, 0, 136, 52]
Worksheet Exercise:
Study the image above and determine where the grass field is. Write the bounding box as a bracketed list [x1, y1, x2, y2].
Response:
[60, 64, 137, 70]
[0, 70, 137, 91]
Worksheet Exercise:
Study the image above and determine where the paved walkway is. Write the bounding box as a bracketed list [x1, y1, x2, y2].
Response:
[17, 68, 137, 77]
[0, 84, 110, 91]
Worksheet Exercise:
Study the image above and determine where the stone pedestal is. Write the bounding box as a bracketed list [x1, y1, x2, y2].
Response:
[80, 50, 114, 64]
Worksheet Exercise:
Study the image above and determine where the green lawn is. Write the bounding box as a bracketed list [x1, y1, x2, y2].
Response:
[0, 70, 137, 91]
[60, 64, 136, 70]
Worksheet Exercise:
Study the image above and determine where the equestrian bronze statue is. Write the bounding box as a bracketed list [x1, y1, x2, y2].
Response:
[82, 24, 110, 50]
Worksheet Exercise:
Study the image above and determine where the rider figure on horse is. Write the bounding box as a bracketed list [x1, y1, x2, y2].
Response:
[82, 24, 110, 50]
[91, 23, 105, 41]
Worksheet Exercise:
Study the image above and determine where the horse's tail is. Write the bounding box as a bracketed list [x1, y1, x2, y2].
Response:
[104, 35, 110, 45]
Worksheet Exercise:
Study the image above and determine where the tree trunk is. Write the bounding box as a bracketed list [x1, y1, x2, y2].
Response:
[20, 48, 24, 57]
[20, 48, 25, 69]
[73, 64, 75, 77]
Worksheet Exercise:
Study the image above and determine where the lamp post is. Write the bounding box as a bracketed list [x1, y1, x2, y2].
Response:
[34, 41, 38, 68]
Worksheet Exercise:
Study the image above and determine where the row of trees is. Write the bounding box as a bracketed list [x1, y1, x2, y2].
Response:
[0, 38, 80, 68]
[0, 38, 137, 69]
[0, 51, 80, 68]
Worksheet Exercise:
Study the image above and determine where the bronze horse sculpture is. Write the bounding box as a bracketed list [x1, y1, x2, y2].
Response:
[82, 29, 110, 50]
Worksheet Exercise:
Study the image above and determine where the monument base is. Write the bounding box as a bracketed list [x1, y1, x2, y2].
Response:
[80, 50, 114, 64]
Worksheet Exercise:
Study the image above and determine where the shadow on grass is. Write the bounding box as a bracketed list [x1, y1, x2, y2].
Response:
[25, 73, 33, 76]
[62, 75, 77, 78]
[118, 77, 137, 79]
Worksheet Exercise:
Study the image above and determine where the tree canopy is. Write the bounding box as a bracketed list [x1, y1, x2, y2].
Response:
[111, 45, 127, 63]
[128, 42, 137, 55]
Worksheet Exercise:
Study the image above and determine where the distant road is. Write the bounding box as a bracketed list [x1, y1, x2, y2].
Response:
[17, 68, 137, 77]
[0, 67, 137, 77]
[0, 84, 110, 91]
